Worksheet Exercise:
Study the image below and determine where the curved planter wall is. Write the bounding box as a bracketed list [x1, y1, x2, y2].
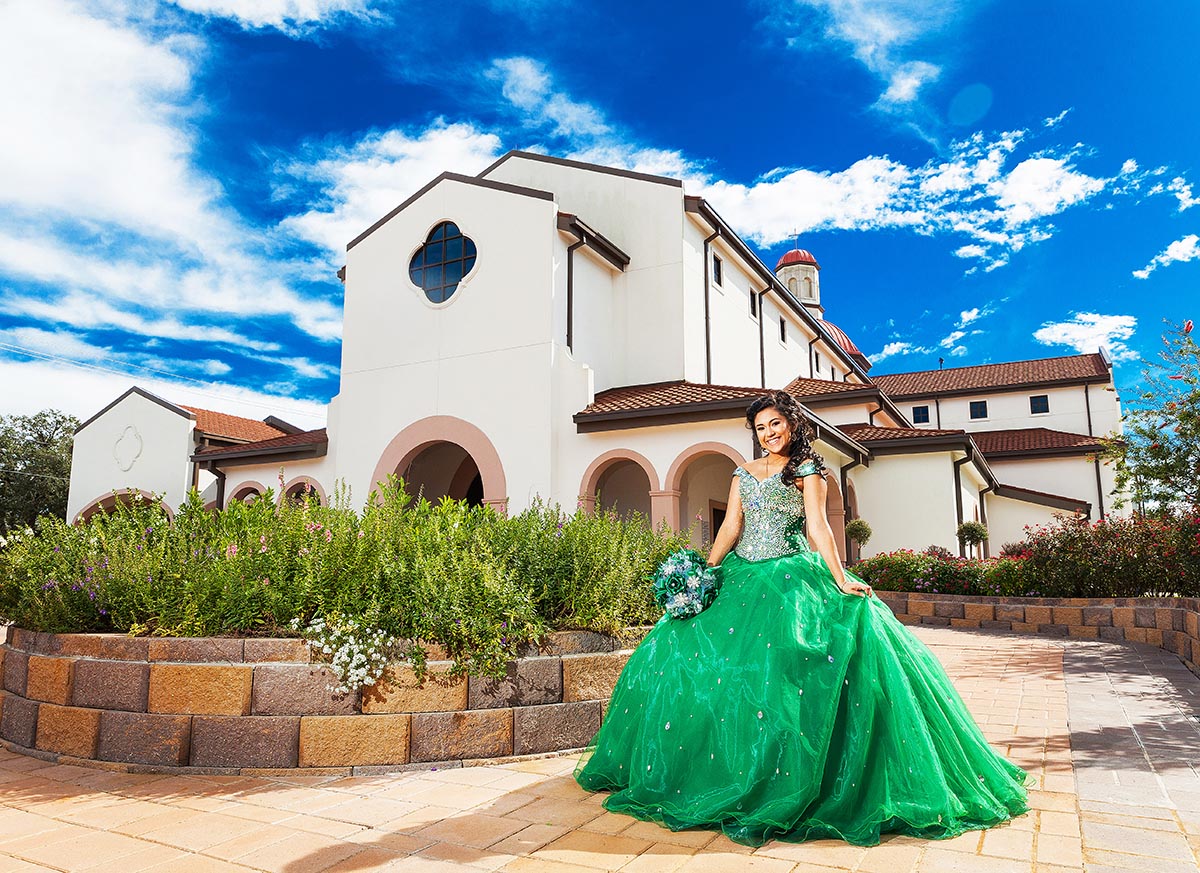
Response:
[875, 591, 1200, 677]
[0, 628, 646, 775]
[2, 593, 1198, 774]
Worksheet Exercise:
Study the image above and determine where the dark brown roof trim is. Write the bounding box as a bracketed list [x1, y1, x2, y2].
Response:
[683, 196, 886, 402]
[191, 437, 328, 465]
[75, 386, 193, 435]
[479, 150, 683, 188]
[263, 415, 305, 435]
[864, 433, 975, 454]
[346, 172, 555, 251]
[994, 483, 1090, 513]
[557, 213, 630, 271]
[879, 373, 1112, 401]
[790, 383, 910, 424]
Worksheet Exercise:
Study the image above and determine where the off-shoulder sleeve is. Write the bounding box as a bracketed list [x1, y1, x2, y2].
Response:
[795, 459, 820, 478]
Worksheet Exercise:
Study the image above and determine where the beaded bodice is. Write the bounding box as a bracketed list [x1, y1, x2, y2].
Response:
[733, 461, 818, 561]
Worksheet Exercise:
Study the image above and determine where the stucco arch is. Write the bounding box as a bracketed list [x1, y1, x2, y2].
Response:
[664, 441, 747, 494]
[228, 480, 267, 503]
[73, 490, 175, 526]
[823, 471, 846, 564]
[281, 475, 327, 506]
[370, 415, 507, 511]
[578, 449, 661, 522]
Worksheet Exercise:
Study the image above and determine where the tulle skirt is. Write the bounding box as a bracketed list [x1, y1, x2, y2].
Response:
[574, 550, 1030, 846]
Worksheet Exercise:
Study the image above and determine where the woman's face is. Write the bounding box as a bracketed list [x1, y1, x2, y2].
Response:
[754, 407, 792, 455]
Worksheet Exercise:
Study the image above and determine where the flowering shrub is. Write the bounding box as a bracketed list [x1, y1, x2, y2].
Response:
[855, 513, 1200, 598]
[0, 478, 691, 679]
[291, 615, 400, 694]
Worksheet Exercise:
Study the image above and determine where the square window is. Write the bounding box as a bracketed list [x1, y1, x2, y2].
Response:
[814, 351, 822, 375]
[1030, 394, 1050, 414]
[779, 317, 787, 343]
[749, 291, 758, 317]
[969, 400, 988, 420]
[712, 254, 723, 286]
[912, 405, 930, 424]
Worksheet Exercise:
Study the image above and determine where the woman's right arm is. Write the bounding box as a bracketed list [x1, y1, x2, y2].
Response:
[706, 475, 744, 567]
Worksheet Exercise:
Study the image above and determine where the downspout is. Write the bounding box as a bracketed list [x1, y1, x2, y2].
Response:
[206, 461, 226, 510]
[565, 237, 585, 351]
[867, 402, 882, 426]
[1083, 384, 1094, 435]
[934, 397, 943, 428]
[978, 483, 994, 558]
[757, 291, 767, 388]
[808, 336, 819, 378]
[1094, 456, 1106, 519]
[702, 229, 721, 383]
[953, 454, 971, 557]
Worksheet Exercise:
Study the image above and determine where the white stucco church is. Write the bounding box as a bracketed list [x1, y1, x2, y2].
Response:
[68, 152, 1126, 560]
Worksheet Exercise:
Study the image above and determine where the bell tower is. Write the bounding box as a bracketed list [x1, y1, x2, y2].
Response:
[774, 249, 822, 320]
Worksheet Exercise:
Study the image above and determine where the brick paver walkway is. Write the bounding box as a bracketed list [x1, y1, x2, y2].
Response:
[1, 627, 1198, 873]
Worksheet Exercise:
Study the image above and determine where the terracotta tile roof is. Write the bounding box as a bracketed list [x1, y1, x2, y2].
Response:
[577, 381, 766, 417]
[871, 353, 1110, 398]
[182, 406, 288, 443]
[785, 377, 875, 398]
[195, 428, 328, 458]
[971, 428, 1106, 456]
[838, 424, 967, 441]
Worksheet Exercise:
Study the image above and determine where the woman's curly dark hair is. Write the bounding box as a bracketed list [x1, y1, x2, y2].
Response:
[745, 390, 827, 487]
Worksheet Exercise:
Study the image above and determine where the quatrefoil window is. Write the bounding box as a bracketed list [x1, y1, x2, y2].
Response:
[409, 221, 477, 304]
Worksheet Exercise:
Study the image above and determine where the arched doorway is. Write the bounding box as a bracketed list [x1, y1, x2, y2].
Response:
[229, 480, 266, 504]
[371, 416, 508, 512]
[666, 442, 746, 548]
[74, 490, 174, 525]
[578, 449, 658, 522]
[400, 442, 485, 507]
[845, 478, 862, 563]
[282, 476, 327, 506]
[823, 472, 846, 565]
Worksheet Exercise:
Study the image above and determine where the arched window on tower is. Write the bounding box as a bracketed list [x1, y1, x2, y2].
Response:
[787, 277, 797, 293]
[802, 277, 814, 300]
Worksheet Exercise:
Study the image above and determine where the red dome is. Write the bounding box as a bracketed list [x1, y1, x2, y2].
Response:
[821, 321, 861, 357]
[775, 249, 820, 271]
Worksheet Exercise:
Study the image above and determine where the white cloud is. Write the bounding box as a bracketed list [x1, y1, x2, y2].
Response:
[870, 340, 928, 363]
[939, 329, 966, 348]
[957, 307, 981, 325]
[277, 122, 503, 257]
[1133, 234, 1200, 279]
[953, 246, 987, 260]
[790, 0, 961, 108]
[949, 345, 968, 356]
[0, 1, 344, 346]
[988, 157, 1106, 226]
[880, 61, 941, 105]
[0, 358, 326, 427]
[1043, 109, 1071, 128]
[489, 57, 610, 138]
[1168, 177, 1199, 210]
[168, 0, 376, 31]
[1121, 158, 1138, 175]
[1033, 313, 1138, 361]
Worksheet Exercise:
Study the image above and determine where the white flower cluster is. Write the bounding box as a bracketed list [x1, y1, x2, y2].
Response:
[290, 616, 402, 694]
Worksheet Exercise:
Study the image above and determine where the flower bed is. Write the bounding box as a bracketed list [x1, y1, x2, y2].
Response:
[0, 482, 690, 681]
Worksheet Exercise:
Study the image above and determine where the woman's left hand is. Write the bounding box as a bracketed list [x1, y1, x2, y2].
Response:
[838, 580, 872, 597]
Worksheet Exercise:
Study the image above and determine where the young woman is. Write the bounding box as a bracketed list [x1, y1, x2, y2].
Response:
[574, 390, 1029, 846]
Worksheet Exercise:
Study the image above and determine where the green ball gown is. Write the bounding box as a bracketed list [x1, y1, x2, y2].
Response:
[574, 462, 1030, 847]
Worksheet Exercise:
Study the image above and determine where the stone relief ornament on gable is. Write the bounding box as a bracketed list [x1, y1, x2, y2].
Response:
[113, 425, 144, 472]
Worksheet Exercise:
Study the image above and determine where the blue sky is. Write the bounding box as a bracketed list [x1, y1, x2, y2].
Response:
[1, 0, 1197, 427]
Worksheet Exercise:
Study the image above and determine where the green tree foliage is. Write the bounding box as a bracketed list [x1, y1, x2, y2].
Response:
[0, 410, 78, 532]
[1105, 320, 1200, 512]
[844, 518, 872, 546]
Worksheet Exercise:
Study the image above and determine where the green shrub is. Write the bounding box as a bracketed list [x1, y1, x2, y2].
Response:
[844, 518, 872, 546]
[956, 521, 989, 547]
[0, 479, 691, 679]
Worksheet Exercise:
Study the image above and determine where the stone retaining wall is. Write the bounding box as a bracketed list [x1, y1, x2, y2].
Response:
[0, 628, 645, 775]
[4, 594, 1199, 773]
[876, 591, 1200, 676]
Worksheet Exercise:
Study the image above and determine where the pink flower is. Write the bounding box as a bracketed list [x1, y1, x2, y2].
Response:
[226, 543, 238, 558]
